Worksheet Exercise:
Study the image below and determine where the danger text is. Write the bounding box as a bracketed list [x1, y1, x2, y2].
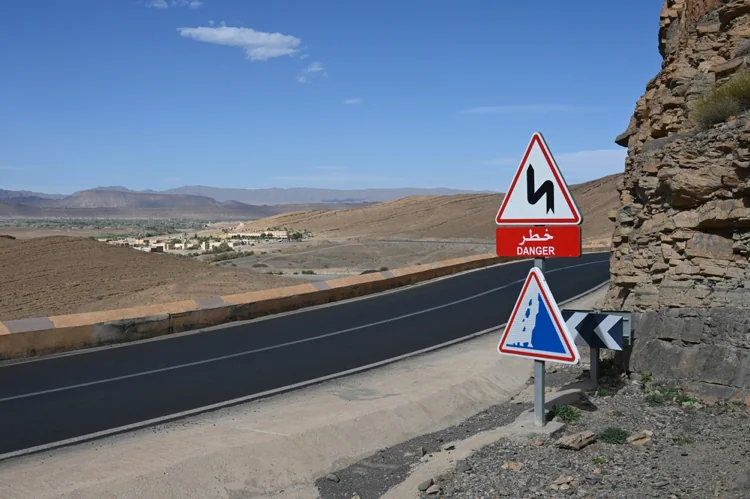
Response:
[517, 246, 556, 257]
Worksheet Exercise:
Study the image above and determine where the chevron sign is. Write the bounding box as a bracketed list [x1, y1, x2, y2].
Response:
[560, 310, 629, 351]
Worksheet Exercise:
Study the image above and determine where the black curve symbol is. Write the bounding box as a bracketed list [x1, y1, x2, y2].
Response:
[526, 164, 554, 213]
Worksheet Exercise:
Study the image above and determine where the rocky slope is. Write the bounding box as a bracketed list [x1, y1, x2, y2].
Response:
[604, 0, 750, 400]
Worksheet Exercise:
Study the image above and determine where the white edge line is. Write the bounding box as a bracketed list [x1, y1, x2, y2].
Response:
[0, 251, 609, 367]
[0, 268, 610, 462]
[0, 260, 608, 403]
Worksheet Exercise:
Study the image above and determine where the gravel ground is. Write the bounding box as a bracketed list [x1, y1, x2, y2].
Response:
[422, 365, 750, 499]
[315, 400, 531, 499]
[317, 361, 750, 499]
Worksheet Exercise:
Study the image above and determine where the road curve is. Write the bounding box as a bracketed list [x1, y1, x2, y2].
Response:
[0, 252, 609, 457]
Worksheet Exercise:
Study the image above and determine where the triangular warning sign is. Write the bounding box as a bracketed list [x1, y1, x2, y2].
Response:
[495, 132, 582, 226]
[497, 266, 580, 364]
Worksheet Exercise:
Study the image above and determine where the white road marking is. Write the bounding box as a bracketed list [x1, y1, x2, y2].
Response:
[0, 272, 610, 462]
[0, 259, 607, 404]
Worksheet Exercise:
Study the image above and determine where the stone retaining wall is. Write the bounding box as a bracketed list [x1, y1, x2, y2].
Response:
[630, 307, 750, 403]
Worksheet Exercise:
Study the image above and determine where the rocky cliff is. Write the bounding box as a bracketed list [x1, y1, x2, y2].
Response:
[604, 0, 750, 401]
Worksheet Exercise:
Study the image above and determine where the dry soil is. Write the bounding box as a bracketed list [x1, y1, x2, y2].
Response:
[0, 236, 298, 320]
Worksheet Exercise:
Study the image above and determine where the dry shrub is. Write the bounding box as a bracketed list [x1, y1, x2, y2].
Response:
[691, 70, 750, 130]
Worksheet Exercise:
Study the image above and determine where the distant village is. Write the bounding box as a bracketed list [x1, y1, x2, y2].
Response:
[97, 224, 308, 254]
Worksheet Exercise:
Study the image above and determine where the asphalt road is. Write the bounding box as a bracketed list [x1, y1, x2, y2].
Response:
[0, 252, 609, 457]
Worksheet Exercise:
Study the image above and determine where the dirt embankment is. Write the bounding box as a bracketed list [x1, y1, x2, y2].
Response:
[0, 236, 298, 320]
[238, 175, 621, 244]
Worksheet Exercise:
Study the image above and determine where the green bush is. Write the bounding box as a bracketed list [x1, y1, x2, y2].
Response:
[301, 270, 316, 275]
[551, 405, 581, 423]
[205, 242, 233, 254]
[691, 71, 750, 129]
[205, 250, 252, 263]
[598, 427, 630, 445]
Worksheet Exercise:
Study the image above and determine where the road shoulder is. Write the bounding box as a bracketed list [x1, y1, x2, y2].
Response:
[0, 283, 607, 499]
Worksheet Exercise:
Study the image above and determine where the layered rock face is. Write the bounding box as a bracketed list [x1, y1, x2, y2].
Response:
[604, 0, 750, 400]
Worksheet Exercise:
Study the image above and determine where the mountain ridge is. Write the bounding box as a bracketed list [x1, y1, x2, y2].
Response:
[1, 185, 493, 206]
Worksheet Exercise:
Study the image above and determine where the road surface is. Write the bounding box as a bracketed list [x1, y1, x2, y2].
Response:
[0, 252, 609, 457]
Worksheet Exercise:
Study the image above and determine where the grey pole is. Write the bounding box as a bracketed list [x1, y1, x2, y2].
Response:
[590, 347, 600, 385]
[533, 257, 546, 427]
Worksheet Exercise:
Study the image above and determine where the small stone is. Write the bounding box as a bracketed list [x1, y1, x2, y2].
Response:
[559, 483, 571, 491]
[456, 460, 472, 473]
[502, 461, 522, 471]
[586, 474, 602, 483]
[325, 473, 340, 483]
[426, 484, 441, 495]
[628, 430, 654, 447]
[352, 495, 361, 499]
[555, 475, 574, 485]
[556, 431, 597, 451]
[418, 446, 426, 457]
[418, 479, 434, 492]
[594, 467, 601, 474]
[652, 480, 669, 488]
[404, 452, 415, 458]
[534, 439, 544, 447]
[442, 444, 456, 451]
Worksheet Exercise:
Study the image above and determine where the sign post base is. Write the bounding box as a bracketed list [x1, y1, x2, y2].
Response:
[534, 359, 545, 427]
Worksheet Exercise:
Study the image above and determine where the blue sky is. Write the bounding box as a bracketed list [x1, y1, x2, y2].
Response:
[0, 1, 662, 194]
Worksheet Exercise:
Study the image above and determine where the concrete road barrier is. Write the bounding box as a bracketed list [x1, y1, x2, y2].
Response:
[0, 247, 610, 361]
[0, 253, 509, 360]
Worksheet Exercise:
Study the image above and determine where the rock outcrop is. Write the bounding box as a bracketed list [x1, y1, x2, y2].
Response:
[605, 0, 750, 400]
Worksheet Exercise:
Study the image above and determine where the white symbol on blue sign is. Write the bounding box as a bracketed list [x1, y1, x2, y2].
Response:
[498, 267, 579, 364]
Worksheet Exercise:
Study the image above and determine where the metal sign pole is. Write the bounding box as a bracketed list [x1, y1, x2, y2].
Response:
[533, 257, 546, 427]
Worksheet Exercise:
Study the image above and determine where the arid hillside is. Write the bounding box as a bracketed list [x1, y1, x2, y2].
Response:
[239, 174, 621, 244]
[0, 236, 298, 320]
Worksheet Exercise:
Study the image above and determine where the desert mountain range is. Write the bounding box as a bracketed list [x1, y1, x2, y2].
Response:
[0, 185, 488, 207]
[0, 179, 613, 222]
[238, 173, 621, 244]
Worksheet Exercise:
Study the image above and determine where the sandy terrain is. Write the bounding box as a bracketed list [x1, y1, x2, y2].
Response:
[215, 240, 496, 278]
[0, 227, 135, 239]
[0, 174, 618, 320]
[236, 174, 620, 244]
[0, 236, 298, 320]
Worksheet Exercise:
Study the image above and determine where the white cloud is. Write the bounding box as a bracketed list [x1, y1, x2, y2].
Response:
[484, 149, 627, 184]
[296, 61, 327, 83]
[343, 98, 362, 105]
[306, 62, 324, 72]
[145, 0, 169, 8]
[459, 104, 614, 115]
[146, 0, 202, 8]
[178, 25, 302, 61]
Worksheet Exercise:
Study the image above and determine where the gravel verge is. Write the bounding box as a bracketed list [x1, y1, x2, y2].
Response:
[423, 363, 750, 499]
[315, 400, 532, 499]
[317, 360, 750, 499]
[315, 367, 583, 499]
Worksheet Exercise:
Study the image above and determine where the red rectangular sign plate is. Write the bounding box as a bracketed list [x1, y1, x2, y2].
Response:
[496, 225, 581, 258]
